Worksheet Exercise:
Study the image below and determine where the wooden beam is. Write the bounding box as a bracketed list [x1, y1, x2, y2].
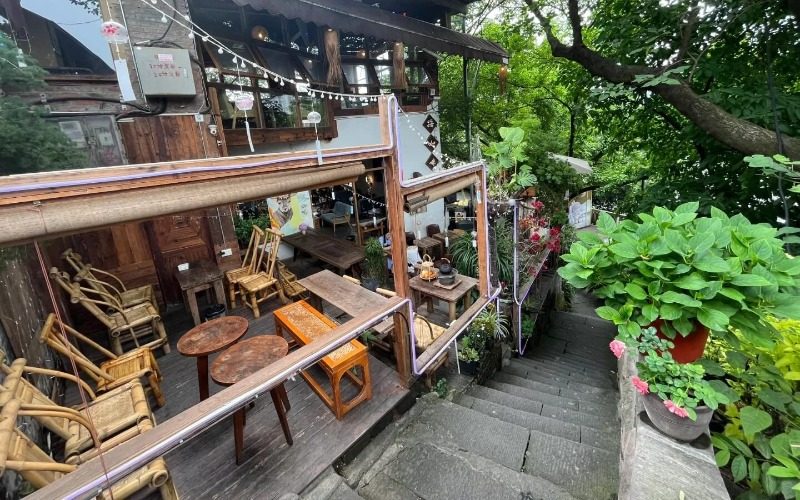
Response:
[476, 168, 490, 296]
[381, 97, 413, 386]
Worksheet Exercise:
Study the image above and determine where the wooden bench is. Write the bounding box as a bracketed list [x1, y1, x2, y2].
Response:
[273, 300, 371, 420]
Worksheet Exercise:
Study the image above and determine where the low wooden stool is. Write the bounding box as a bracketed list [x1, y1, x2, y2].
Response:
[210, 335, 293, 465]
[273, 300, 372, 420]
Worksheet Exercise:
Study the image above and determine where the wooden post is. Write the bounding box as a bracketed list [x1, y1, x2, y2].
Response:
[475, 169, 490, 297]
[379, 96, 412, 386]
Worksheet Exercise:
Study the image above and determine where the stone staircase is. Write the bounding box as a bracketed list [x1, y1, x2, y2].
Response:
[301, 304, 621, 500]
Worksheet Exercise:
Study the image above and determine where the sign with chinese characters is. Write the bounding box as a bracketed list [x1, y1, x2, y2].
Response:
[133, 47, 196, 97]
[423, 115, 438, 133]
[424, 134, 439, 152]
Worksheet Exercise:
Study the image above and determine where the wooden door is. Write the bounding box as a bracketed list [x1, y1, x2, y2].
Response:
[146, 212, 215, 304]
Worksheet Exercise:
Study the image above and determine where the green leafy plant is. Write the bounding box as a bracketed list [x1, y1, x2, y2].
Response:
[558, 203, 800, 345]
[483, 127, 537, 199]
[432, 378, 449, 398]
[706, 317, 800, 496]
[363, 237, 386, 282]
[450, 232, 478, 278]
[457, 336, 480, 362]
[521, 316, 536, 339]
[233, 213, 270, 246]
[470, 304, 510, 340]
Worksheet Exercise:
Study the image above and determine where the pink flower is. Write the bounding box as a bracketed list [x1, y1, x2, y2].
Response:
[549, 227, 561, 237]
[631, 376, 649, 395]
[664, 400, 689, 418]
[531, 232, 541, 242]
[609, 339, 626, 359]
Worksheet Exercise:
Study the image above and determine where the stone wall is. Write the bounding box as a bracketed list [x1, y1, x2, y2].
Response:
[617, 351, 730, 499]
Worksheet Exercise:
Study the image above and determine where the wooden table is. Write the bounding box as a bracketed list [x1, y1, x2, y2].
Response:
[273, 300, 371, 419]
[414, 236, 443, 260]
[410, 274, 479, 322]
[432, 229, 466, 249]
[175, 261, 226, 326]
[211, 335, 293, 465]
[284, 229, 364, 275]
[177, 316, 248, 401]
[297, 270, 392, 334]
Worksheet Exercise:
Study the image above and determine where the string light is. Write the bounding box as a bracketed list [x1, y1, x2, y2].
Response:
[137, 0, 385, 103]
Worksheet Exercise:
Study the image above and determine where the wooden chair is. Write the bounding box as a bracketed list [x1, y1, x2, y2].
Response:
[225, 225, 265, 308]
[320, 201, 352, 236]
[49, 268, 170, 356]
[0, 399, 178, 499]
[0, 352, 154, 465]
[62, 248, 158, 312]
[276, 262, 308, 301]
[238, 228, 288, 318]
[39, 313, 165, 407]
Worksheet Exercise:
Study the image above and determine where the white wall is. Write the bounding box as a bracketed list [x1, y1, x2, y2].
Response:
[232, 108, 447, 237]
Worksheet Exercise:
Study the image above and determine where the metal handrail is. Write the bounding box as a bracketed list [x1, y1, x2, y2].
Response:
[28, 297, 410, 500]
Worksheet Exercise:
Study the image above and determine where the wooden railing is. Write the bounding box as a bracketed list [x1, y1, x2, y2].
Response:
[27, 297, 409, 500]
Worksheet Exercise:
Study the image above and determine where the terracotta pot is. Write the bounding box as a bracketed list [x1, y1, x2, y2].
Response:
[642, 393, 713, 442]
[651, 319, 710, 364]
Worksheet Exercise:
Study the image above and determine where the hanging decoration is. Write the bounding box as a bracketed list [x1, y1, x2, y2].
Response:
[498, 64, 509, 94]
[100, 21, 129, 44]
[393, 42, 407, 90]
[324, 29, 342, 86]
[307, 110, 323, 165]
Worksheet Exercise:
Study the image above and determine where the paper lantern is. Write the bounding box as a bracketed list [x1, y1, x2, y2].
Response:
[100, 21, 129, 44]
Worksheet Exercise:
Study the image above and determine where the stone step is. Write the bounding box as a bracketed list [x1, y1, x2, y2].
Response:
[536, 341, 616, 363]
[466, 385, 544, 415]
[530, 351, 617, 373]
[505, 360, 615, 392]
[457, 394, 581, 443]
[510, 358, 616, 389]
[493, 372, 616, 405]
[483, 381, 614, 429]
[516, 354, 591, 375]
[301, 467, 361, 500]
[400, 397, 529, 471]
[359, 441, 576, 500]
[524, 429, 619, 500]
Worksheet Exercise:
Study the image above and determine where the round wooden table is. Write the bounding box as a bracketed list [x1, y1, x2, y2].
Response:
[211, 335, 293, 465]
[177, 315, 248, 401]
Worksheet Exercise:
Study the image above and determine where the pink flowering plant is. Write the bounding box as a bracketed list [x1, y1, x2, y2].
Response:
[634, 328, 729, 421]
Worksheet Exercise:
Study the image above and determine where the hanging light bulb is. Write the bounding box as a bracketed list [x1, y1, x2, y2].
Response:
[150, 0, 157, 3]
[202, 35, 209, 42]
[188, 31, 195, 39]
[183, 14, 191, 21]
[232, 56, 238, 64]
[280, 79, 285, 86]
[160, 14, 168, 23]
[218, 47, 224, 54]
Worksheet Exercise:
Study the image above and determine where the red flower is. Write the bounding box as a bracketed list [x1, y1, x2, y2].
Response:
[549, 227, 561, 237]
[531, 232, 541, 242]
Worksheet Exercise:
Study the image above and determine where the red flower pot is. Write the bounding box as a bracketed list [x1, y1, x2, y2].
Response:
[651, 319, 710, 363]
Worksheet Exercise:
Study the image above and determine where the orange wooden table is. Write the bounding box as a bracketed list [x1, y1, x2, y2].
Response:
[273, 300, 371, 419]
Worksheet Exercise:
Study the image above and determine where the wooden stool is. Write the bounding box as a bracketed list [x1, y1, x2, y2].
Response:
[210, 335, 293, 465]
[273, 301, 372, 420]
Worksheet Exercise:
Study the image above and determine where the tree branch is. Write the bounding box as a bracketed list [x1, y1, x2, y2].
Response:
[524, 0, 800, 158]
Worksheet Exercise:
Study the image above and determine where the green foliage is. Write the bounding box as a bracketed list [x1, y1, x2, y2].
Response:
[432, 377, 449, 398]
[233, 213, 270, 245]
[559, 204, 800, 345]
[707, 317, 800, 496]
[483, 127, 537, 199]
[363, 238, 386, 281]
[521, 316, 536, 339]
[458, 304, 507, 362]
[628, 327, 729, 419]
[0, 34, 86, 175]
[450, 232, 478, 277]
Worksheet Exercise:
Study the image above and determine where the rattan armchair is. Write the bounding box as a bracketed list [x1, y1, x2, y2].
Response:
[225, 225, 266, 308]
[0, 399, 178, 498]
[62, 248, 158, 312]
[39, 313, 165, 407]
[0, 352, 154, 465]
[276, 262, 308, 301]
[49, 268, 170, 355]
[238, 227, 288, 318]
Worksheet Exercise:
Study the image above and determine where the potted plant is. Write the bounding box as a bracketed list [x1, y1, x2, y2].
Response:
[558, 203, 800, 362]
[362, 237, 385, 291]
[620, 327, 730, 441]
[457, 336, 481, 375]
[483, 127, 537, 201]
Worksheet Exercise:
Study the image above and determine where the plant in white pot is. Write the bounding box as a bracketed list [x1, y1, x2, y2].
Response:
[558, 203, 800, 362]
[623, 327, 731, 442]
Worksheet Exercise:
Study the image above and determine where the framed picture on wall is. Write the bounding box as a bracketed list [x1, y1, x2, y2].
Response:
[268, 191, 314, 235]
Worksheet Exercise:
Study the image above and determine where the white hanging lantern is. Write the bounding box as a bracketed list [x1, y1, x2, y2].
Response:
[100, 21, 129, 44]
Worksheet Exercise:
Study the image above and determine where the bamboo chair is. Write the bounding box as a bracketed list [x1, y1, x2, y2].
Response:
[238, 228, 288, 318]
[276, 262, 308, 301]
[225, 225, 265, 308]
[62, 248, 158, 312]
[39, 314, 165, 407]
[0, 352, 154, 465]
[0, 399, 178, 499]
[49, 268, 170, 356]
